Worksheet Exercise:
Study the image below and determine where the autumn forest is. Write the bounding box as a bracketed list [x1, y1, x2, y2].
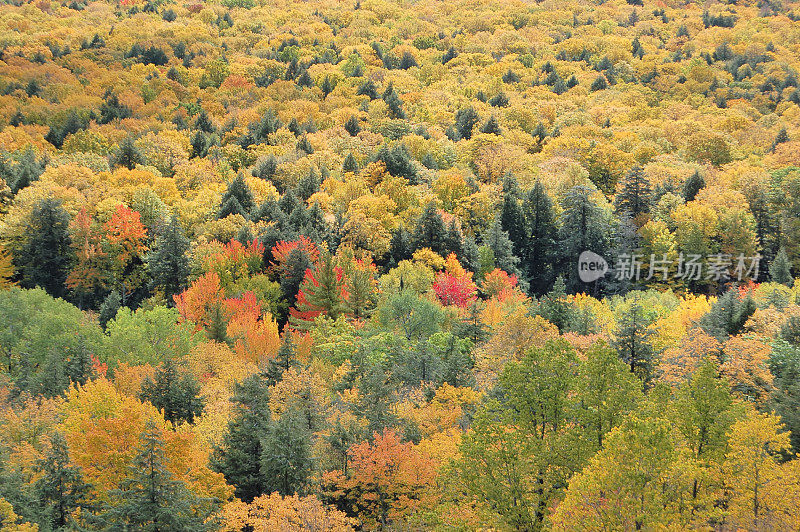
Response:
[1, 0, 800, 529]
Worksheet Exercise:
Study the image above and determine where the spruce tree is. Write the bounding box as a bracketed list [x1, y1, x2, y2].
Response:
[280, 246, 314, 311]
[10, 145, 44, 194]
[297, 168, 320, 201]
[140, 359, 205, 427]
[260, 407, 313, 496]
[344, 115, 361, 136]
[264, 336, 297, 385]
[17, 198, 72, 298]
[291, 252, 346, 328]
[770, 247, 793, 286]
[683, 170, 705, 202]
[500, 193, 527, 259]
[523, 181, 558, 295]
[453, 106, 479, 140]
[218, 173, 255, 219]
[482, 216, 522, 279]
[382, 83, 405, 119]
[611, 298, 655, 384]
[98, 290, 122, 330]
[558, 185, 609, 292]
[98, 422, 218, 531]
[34, 432, 91, 530]
[389, 225, 413, 265]
[481, 115, 501, 135]
[342, 153, 360, 173]
[615, 165, 651, 218]
[111, 136, 143, 170]
[148, 216, 190, 304]
[211, 373, 271, 502]
[412, 202, 448, 256]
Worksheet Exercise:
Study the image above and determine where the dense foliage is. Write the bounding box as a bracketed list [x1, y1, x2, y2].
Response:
[1, 0, 800, 528]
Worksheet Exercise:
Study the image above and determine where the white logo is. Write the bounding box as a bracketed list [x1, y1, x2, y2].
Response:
[578, 251, 608, 283]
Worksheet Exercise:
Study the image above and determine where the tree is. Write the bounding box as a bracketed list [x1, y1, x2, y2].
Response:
[289, 252, 347, 329]
[9, 146, 44, 194]
[111, 136, 144, 170]
[260, 408, 313, 496]
[769, 247, 793, 286]
[102, 205, 149, 306]
[16, 199, 72, 299]
[148, 216, 191, 303]
[98, 290, 121, 330]
[140, 359, 205, 427]
[482, 216, 521, 280]
[551, 415, 690, 531]
[34, 432, 91, 531]
[344, 116, 360, 136]
[453, 106, 479, 140]
[212, 373, 271, 503]
[615, 165, 651, 218]
[96, 421, 218, 531]
[412, 202, 448, 256]
[576, 342, 643, 450]
[480, 115, 501, 135]
[699, 288, 756, 341]
[458, 340, 585, 531]
[611, 297, 656, 383]
[218, 174, 256, 219]
[558, 185, 609, 292]
[523, 181, 558, 295]
[683, 170, 705, 201]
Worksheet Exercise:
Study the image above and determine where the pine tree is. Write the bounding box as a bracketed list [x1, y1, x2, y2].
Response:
[412, 202, 448, 256]
[34, 432, 91, 530]
[98, 422, 218, 531]
[769, 247, 793, 286]
[253, 155, 278, 182]
[683, 170, 705, 202]
[558, 185, 609, 292]
[356, 79, 378, 99]
[140, 359, 205, 427]
[483, 216, 521, 279]
[481, 115, 501, 135]
[445, 218, 463, 258]
[382, 83, 405, 119]
[615, 165, 651, 218]
[212, 373, 271, 502]
[111, 136, 143, 170]
[342, 153, 360, 173]
[453, 106, 479, 140]
[297, 168, 320, 201]
[771, 127, 789, 152]
[389, 226, 413, 266]
[280, 245, 314, 311]
[538, 276, 576, 332]
[17, 198, 72, 298]
[523, 181, 558, 295]
[344, 115, 361, 136]
[218, 173, 255, 219]
[10, 145, 44, 194]
[206, 303, 229, 343]
[264, 336, 296, 385]
[500, 193, 527, 259]
[98, 290, 121, 330]
[700, 289, 757, 341]
[611, 298, 655, 383]
[290, 252, 346, 328]
[148, 216, 190, 304]
[260, 408, 313, 496]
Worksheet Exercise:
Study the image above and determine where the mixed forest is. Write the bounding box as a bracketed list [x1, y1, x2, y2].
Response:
[2, 0, 800, 529]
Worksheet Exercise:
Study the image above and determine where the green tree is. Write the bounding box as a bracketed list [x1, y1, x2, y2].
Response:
[615, 165, 651, 218]
[211, 373, 271, 502]
[218, 173, 255, 219]
[558, 185, 609, 292]
[576, 342, 643, 450]
[260, 408, 313, 496]
[9, 145, 44, 194]
[523, 181, 558, 295]
[34, 432, 91, 531]
[148, 216, 191, 303]
[611, 297, 656, 383]
[683, 170, 705, 202]
[453, 106, 479, 140]
[459, 340, 585, 531]
[111, 136, 144, 170]
[412, 202, 448, 256]
[97, 422, 218, 531]
[699, 288, 756, 341]
[17, 199, 72, 299]
[140, 359, 205, 427]
[769, 247, 793, 286]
